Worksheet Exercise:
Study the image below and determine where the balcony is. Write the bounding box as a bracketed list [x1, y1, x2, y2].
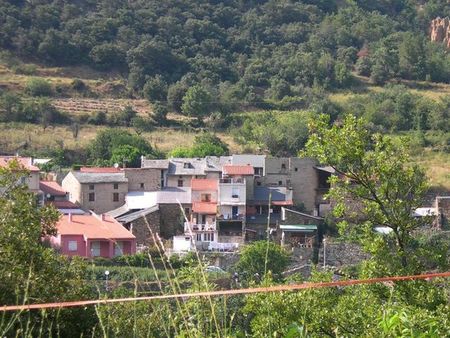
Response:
[217, 214, 245, 221]
[184, 222, 216, 233]
[219, 178, 245, 184]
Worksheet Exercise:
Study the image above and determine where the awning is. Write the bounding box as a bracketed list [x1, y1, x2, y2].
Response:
[280, 225, 318, 232]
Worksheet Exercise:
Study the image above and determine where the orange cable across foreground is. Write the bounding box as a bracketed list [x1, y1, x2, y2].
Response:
[2, 271, 450, 312]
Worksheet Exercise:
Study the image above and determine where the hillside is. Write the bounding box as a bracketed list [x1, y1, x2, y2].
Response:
[1, 0, 450, 190]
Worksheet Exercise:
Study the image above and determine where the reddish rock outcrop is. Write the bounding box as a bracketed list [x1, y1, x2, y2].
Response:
[431, 17, 450, 48]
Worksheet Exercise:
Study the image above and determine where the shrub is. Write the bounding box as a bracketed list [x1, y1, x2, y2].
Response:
[25, 78, 53, 97]
[12, 63, 37, 75]
[71, 79, 86, 91]
[236, 241, 290, 282]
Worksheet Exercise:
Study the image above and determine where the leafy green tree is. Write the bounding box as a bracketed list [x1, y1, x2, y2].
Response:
[88, 128, 157, 164]
[108, 105, 137, 127]
[110, 144, 141, 168]
[152, 102, 169, 126]
[235, 111, 312, 156]
[236, 241, 290, 282]
[168, 132, 229, 157]
[355, 56, 372, 77]
[89, 43, 125, 70]
[143, 75, 168, 103]
[181, 85, 212, 118]
[0, 160, 96, 336]
[304, 114, 431, 274]
[25, 78, 53, 97]
[192, 132, 229, 156]
[167, 81, 188, 113]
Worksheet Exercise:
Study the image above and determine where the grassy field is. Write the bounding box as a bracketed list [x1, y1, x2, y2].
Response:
[413, 149, 450, 192]
[0, 122, 241, 155]
[329, 74, 450, 105]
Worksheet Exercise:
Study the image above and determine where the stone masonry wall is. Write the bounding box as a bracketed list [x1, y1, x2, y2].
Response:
[159, 203, 190, 238]
[317, 239, 369, 267]
[129, 210, 161, 246]
[124, 168, 160, 191]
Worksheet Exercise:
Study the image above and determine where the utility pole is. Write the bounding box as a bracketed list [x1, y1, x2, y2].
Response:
[323, 238, 327, 268]
[263, 192, 272, 278]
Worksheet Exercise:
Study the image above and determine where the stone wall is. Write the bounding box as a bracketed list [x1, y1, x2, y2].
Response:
[317, 239, 369, 268]
[436, 196, 450, 228]
[159, 203, 189, 238]
[127, 210, 161, 246]
[124, 168, 160, 191]
[261, 157, 320, 212]
[80, 181, 128, 214]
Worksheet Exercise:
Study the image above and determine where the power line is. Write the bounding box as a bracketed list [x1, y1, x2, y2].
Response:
[1, 271, 449, 312]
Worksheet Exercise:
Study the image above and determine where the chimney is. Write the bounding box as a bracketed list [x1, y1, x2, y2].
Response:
[69, 213, 73, 222]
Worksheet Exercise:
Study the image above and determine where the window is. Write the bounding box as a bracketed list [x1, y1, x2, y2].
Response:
[294, 167, 298, 172]
[204, 233, 214, 242]
[89, 184, 94, 190]
[113, 183, 118, 189]
[113, 192, 119, 202]
[183, 162, 190, 168]
[281, 163, 286, 169]
[232, 188, 239, 198]
[196, 234, 202, 242]
[91, 242, 100, 257]
[184, 207, 190, 215]
[254, 167, 263, 176]
[88, 192, 95, 201]
[178, 179, 183, 187]
[140, 183, 145, 189]
[278, 181, 282, 186]
[68, 241, 77, 252]
[114, 242, 123, 257]
[201, 193, 211, 202]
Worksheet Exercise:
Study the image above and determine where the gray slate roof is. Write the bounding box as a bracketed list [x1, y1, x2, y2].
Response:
[168, 157, 221, 175]
[141, 159, 170, 169]
[252, 186, 291, 202]
[71, 171, 128, 184]
[107, 204, 130, 218]
[116, 205, 159, 223]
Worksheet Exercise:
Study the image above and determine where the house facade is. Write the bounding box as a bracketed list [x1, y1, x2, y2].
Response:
[50, 213, 136, 258]
[0, 156, 43, 204]
[62, 170, 129, 214]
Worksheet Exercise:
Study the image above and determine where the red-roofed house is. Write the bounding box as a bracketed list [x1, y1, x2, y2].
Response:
[222, 165, 254, 176]
[50, 213, 136, 258]
[0, 156, 43, 204]
[40, 180, 67, 200]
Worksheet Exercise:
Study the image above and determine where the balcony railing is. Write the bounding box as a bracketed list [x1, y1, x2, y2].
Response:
[184, 222, 216, 233]
[217, 214, 245, 221]
[219, 178, 245, 184]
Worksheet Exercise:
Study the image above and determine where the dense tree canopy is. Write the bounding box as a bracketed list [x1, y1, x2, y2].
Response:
[1, 0, 450, 105]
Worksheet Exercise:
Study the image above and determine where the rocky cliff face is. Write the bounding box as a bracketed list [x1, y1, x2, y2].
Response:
[431, 17, 450, 48]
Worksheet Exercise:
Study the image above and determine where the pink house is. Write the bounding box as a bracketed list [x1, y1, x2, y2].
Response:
[51, 213, 136, 258]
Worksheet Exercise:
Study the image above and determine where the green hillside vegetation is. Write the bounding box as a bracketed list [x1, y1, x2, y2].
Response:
[0, 0, 450, 190]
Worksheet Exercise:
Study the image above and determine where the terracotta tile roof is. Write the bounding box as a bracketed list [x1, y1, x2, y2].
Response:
[80, 167, 121, 173]
[57, 214, 135, 239]
[0, 156, 39, 172]
[223, 164, 254, 176]
[47, 200, 79, 209]
[192, 202, 217, 214]
[191, 178, 218, 191]
[40, 181, 67, 196]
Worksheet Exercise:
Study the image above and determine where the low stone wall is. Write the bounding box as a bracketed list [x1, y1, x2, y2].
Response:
[318, 239, 369, 267]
